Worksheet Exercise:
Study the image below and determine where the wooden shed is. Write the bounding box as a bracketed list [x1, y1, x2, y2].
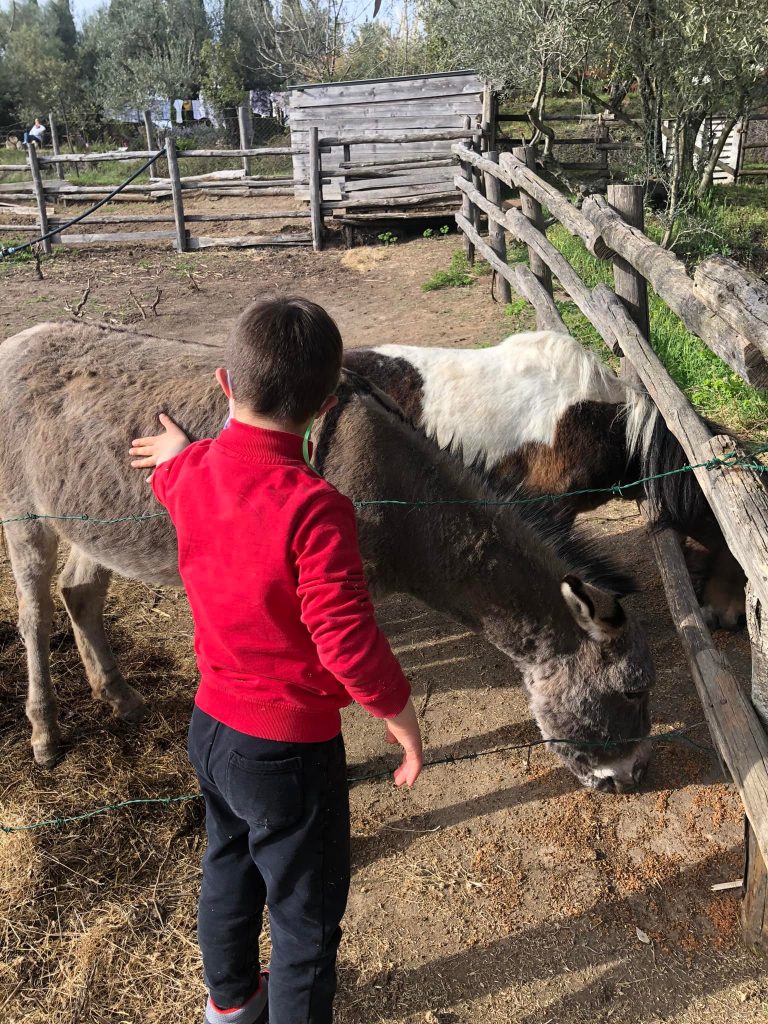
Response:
[287, 70, 486, 218]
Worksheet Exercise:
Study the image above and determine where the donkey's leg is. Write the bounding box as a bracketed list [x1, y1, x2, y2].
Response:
[58, 548, 146, 722]
[5, 522, 61, 766]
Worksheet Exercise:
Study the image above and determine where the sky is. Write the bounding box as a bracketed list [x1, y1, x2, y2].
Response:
[72, 0, 106, 26]
[69, 0, 395, 28]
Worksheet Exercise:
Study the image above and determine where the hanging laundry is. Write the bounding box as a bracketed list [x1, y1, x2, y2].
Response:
[198, 93, 223, 128]
[250, 89, 271, 117]
[191, 99, 203, 120]
[270, 91, 289, 125]
[173, 99, 184, 124]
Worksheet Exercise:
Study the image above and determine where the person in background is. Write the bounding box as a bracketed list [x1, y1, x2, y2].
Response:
[24, 118, 47, 148]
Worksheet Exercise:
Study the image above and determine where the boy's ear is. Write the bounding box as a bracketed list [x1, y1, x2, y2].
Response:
[215, 367, 231, 398]
[318, 394, 338, 416]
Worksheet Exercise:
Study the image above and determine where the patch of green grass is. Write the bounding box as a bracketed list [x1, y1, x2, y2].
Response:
[652, 184, 768, 269]
[422, 250, 494, 291]
[0, 237, 35, 264]
[559, 301, 620, 370]
[547, 224, 614, 285]
[507, 242, 529, 265]
[505, 297, 528, 316]
[545, 224, 768, 438]
[648, 294, 768, 436]
[172, 256, 200, 279]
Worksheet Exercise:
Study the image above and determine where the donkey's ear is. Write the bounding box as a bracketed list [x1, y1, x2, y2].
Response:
[561, 575, 627, 642]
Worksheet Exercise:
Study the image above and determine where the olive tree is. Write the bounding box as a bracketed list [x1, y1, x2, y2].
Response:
[427, 0, 768, 240]
[85, 0, 211, 113]
[426, 0, 614, 153]
[604, 1, 768, 240]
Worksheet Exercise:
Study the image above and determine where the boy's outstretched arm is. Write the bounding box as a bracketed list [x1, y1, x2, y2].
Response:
[293, 490, 423, 787]
[129, 414, 191, 477]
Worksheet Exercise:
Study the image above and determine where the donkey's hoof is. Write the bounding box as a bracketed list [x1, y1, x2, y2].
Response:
[120, 700, 148, 724]
[32, 741, 63, 769]
[102, 678, 147, 723]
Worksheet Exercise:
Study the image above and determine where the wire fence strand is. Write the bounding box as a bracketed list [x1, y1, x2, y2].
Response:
[0, 723, 712, 834]
[2, 449, 767, 528]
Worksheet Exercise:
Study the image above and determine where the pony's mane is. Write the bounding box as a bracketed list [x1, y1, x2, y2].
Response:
[323, 369, 635, 597]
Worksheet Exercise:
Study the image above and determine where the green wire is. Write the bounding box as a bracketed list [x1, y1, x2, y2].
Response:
[2, 449, 766, 527]
[0, 723, 711, 834]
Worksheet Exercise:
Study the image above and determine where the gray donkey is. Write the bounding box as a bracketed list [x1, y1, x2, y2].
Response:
[0, 322, 654, 791]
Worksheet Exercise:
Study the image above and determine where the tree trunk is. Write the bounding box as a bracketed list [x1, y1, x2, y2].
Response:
[608, 79, 631, 116]
[528, 63, 554, 157]
[638, 70, 663, 175]
[652, 83, 665, 170]
[661, 109, 704, 248]
[661, 117, 684, 248]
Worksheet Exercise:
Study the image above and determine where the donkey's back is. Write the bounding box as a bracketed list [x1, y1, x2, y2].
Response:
[0, 322, 225, 582]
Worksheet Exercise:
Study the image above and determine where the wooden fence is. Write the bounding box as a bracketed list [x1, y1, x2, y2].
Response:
[738, 114, 768, 181]
[287, 70, 485, 204]
[0, 105, 320, 254]
[2, 123, 489, 252]
[1, 138, 318, 254]
[319, 125, 482, 226]
[452, 141, 768, 951]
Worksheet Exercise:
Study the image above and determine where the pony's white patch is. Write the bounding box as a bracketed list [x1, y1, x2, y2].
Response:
[376, 332, 649, 469]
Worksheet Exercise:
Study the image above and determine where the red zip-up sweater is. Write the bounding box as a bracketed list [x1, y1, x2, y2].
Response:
[151, 419, 410, 742]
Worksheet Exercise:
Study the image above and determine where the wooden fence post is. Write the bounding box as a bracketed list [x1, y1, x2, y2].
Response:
[238, 104, 252, 177]
[308, 127, 324, 252]
[607, 183, 649, 386]
[734, 117, 748, 186]
[460, 116, 476, 265]
[509, 146, 552, 295]
[341, 143, 353, 248]
[596, 117, 610, 179]
[27, 142, 51, 255]
[482, 80, 497, 152]
[744, 581, 768, 951]
[48, 112, 65, 181]
[483, 151, 511, 304]
[143, 110, 158, 178]
[165, 136, 187, 253]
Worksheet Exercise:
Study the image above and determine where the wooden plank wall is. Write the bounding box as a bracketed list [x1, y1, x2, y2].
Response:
[661, 117, 743, 183]
[287, 71, 483, 208]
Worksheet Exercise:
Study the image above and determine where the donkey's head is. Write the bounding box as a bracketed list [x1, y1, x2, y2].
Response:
[523, 575, 654, 793]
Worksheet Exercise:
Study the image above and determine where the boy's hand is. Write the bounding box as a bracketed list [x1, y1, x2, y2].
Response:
[385, 698, 423, 787]
[129, 414, 190, 478]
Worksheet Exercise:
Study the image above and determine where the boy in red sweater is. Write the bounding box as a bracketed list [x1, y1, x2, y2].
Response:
[129, 296, 422, 1024]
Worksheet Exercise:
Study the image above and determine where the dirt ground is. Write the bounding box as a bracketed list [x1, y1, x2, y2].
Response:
[0, 237, 765, 1023]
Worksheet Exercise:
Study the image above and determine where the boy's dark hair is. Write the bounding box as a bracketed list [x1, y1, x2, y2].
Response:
[226, 295, 343, 422]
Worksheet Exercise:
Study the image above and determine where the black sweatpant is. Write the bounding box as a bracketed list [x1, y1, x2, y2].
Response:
[188, 707, 351, 1024]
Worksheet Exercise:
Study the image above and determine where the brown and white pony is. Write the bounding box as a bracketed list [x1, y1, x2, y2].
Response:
[344, 331, 746, 630]
[0, 322, 653, 791]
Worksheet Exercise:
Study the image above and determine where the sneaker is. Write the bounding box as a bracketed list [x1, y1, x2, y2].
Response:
[204, 971, 268, 1024]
